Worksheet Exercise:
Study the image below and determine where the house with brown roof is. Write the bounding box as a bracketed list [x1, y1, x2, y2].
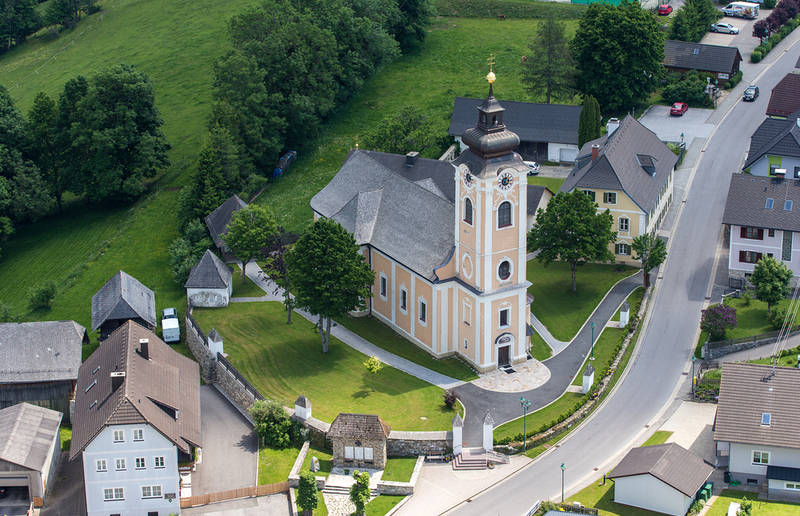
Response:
[608, 443, 713, 516]
[663, 40, 743, 82]
[328, 413, 391, 470]
[766, 72, 800, 118]
[70, 320, 201, 516]
[714, 362, 800, 498]
[91, 271, 156, 341]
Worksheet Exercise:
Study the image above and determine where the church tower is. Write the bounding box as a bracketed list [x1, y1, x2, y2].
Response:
[451, 65, 531, 370]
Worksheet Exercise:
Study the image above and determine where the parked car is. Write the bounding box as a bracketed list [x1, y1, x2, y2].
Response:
[710, 22, 739, 34]
[743, 85, 759, 101]
[658, 4, 673, 14]
[161, 307, 181, 343]
[670, 102, 689, 116]
[524, 161, 540, 175]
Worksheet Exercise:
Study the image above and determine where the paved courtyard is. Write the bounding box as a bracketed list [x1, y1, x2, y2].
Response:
[639, 105, 716, 146]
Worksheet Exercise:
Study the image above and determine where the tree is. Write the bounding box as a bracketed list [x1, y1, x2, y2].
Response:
[168, 219, 214, 286]
[222, 204, 278, 283]
[361, 105, 444, 156]
[349, 470, 371, 515]
[250, 399, 294, 448]
[389, 0, 435, 51]
[669, 0, 721, 42]
[363, 356, 383, 392]
[737, 497, 752, 516]
[27, 92, 66, 211]
[261, 227, 300, 324]
[572, 0, 664, 111]
[577, 95, 601, 149]
[700, 303, 737, 341]
[752, 19, 770, 41]
[522, 9, 575, 104]
[527, 190, 617, 293]
[0, 0, 42, 52]
[297, 470, 318, 515]
[286, 218, 374, 353]
[751, 256, 793, 315]
[631, 233, 667, 287]
[44, 0, 95, 30]
[27, 280, 57, 310]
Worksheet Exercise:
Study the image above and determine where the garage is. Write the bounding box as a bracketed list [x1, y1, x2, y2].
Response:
[559, 147, 578, 163]
[0, 484, 31, 516]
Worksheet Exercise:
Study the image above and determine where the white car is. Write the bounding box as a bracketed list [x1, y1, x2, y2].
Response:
[524, 161, 540, 175]
[710, 22, 739, 34]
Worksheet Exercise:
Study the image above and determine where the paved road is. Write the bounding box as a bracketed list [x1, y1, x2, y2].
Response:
[441, 21, 800, 516]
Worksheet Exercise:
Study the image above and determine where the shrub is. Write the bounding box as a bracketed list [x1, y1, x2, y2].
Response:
[442, 390, 458, 409]
[729, 70, 743, 88]
[780, 25, 791, 37]
[751, 51, 763, 63]
[741, 292, 751, 306]
[754, 45, 766, 54]
[763, 40, 772, 52]
[28, 281, 58, 311]
[700, 303, 738, 341]
[769, 33, 782, 46]
[769, 307, 787, 330]
[765, 0, 776, 8]
[250, 399, 294, 448]
[297, 470, 318, 515]
[724, 81, 732, 89]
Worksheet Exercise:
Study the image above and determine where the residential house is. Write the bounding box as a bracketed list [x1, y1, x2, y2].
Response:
[0, 320, 88, 422]
[205, 195, 246, 255]
[608, 443, 713, 516]
[92, 271, 156, 341]
[311, 79, 532, 372]
[184, 249, 235, 308]
[0, 403, 63, 508]
[526, 185, 554, 232]
[766, 72, 800, 118]
[559, 115, 677, 265]
[742, 110, 800, 178]
[328, 413, 391, 470]
[70, 320, 201, 516]
[449, 97, 582, 163]
[722, 173, 800, 281]
[663, 40, 743, 82]
[714, 362, 800, 499]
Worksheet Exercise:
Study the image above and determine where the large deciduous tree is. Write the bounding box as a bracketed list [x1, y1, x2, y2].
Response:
[632, 233, 667, 287]
[361, 105, 444, 156]
[286, 218, 374, 353]
[260, 227, 300, 324]
[222, 204, 278, 283]
[168, 219, 214, 286]
[572, 0, 664, 111]
[577, 95, 601, 149]
[668, 0, 721, 42]
[527, 190, 617, 293]
[750, 256, 793, 315]
[522, 9, 575, 104]
[0, 0, 41, 52]
[27, 92, 66, 211]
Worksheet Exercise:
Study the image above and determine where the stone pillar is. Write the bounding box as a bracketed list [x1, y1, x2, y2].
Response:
[208, 328, 224, 357]
[582, 364, 595, 395]
[452, 414, 463, 456]
[294, 395, 312, 420]
[482, 412, 494, 452]
[619, 301, 630, 329]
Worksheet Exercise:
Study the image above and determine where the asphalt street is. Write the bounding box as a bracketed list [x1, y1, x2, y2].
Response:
[442, 19, 800, 516]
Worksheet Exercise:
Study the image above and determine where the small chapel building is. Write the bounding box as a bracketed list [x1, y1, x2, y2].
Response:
[311, 74, 532, 373]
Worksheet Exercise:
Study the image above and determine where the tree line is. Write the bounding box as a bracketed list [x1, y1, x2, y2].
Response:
[1, 0, 99, 53]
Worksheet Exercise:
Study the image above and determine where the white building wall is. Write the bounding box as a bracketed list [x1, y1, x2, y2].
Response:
[187, 287, 230, 308]
[748, 155, 800, 177]
[729, 226, 800, 276]
[614, 474, 693, 516]
[547, 143, 579, 163]
[83, 424, 181, 516]
[729, 442, 800, 485]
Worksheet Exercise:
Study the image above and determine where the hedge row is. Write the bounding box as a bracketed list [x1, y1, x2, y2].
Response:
[723, 70, 743, 90]
[751, 16, 800, 62]
[436, 0, 588, 19]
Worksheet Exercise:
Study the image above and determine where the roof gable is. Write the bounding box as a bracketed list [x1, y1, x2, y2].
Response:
[609, 443, 713, 496]
[91, 271, 156, 331]
[527, 185, 553, 215]
[185, 249, 234, 289]
[0, 403, 62, 472]
[328, 413, 391, 440]
[205, 195, 247, 248]
[767, 73, 800, 118]
[722, 174, 800, 233]
[0, 320, 87, 384]
[663, 40, 743, 74]
[745, 118, 800, 169]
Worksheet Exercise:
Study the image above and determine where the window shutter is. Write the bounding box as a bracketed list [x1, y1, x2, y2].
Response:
[739, 250, 746, 262]
[758, 229, 764, 240]
[740, 227, 747, 238]
[757, 253, 763, 261]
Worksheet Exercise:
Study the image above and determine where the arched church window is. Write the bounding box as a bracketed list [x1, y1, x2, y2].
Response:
[464, 198, 473, 225]
[498, 201, 511, 228]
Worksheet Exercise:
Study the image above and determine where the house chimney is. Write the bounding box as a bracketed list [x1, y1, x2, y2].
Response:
[592, 144, 600, 162]
[139, 338, 150, 360]
[111, 371, 125, 392]
[606, 118, 620, 135]
[406, 151, 419, 167]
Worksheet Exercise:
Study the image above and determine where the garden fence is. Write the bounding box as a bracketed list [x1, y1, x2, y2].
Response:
[217, 352, 265, 401]
[706, 324, 800, 349]
[180, 481, 289, 508]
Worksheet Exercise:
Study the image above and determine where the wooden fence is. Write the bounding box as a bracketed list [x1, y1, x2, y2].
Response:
[180, 481, 289, 508]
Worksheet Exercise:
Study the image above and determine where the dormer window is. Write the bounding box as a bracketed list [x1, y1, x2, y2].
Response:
[785, 200, 793, 211]
[766, 198, 774, 209]
[762, 412, 771, 426]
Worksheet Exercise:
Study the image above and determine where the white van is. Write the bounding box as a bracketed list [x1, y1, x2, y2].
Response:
[722, 2, 759, 19]
[161, 307, 181, 343]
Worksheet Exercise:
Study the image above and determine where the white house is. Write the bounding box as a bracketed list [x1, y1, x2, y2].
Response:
[70, 320, 201, 516]
[609, 443, 713, 516]
[742, 113, 800, 177]
[185, 249, 235, 307]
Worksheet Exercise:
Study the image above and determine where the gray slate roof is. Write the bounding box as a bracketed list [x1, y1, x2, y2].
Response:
[722, 174, 800, 232]
[184, 249, 234, 289]
[744, 117, 800, 170]
[310, 150, 456, 281]
[527, 185, 551, 215]
[70, 320, 202, 460]
[0, 320, 87, 384]
[559, 115, 677, 213]
[449, 97, 581, 145]
[715, 362, 800, 449]
[328, 413, 391, 441]
[205, 195, 247, 249]
[608, 443, 713, 497]
[91, 271, 156, 331]
[0, 403, 62, 472]
[663, 40, 743, 75]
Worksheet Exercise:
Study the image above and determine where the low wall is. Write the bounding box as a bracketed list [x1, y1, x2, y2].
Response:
[376, 456, 425, 496]
[216, 362, 257, 414]
[387, 431, 452, 456]
[185, 313, 217, 384]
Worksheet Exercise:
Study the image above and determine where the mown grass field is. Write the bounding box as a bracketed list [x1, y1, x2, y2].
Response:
[192, 301, 459, 430]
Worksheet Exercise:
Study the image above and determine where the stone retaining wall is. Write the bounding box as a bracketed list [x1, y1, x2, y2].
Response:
[703, 332, 800, 360]
[216, 361, 257, 413]
[185, 313, 217, 384]
[376, 456, 425, 495]
[387, 431, 452, 456]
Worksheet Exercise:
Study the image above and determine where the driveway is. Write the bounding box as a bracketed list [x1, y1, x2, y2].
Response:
[639, 105, 715, 145]
[40, 454, 87, 516]
[193, 385, 258, 496]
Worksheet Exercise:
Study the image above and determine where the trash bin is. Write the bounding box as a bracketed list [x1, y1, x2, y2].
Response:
[724, 471, 731, 483]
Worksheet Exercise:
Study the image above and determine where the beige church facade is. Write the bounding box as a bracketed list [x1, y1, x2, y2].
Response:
[311, 80, 532, 373]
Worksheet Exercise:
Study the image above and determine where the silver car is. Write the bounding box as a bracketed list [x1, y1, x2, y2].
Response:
[710, 22, 740, 34]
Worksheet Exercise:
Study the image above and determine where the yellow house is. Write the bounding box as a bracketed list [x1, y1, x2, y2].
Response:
[310, 78, 532, 373]
[558, 115, 676, 265]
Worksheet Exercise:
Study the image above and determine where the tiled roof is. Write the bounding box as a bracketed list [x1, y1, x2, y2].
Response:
[663, 40, 743, 75]
[527, 185, 551, 215]
[744, 117, 800, 170]
[91, 271, 156, 331]
[714, 362, 800, 449]
[184, 249, 234, 289]
[0, 320, 87, 384]
[767, 73, 800, 118]
[327, 413, 391, 441]
[449, 97, 581, 145]
[0, 403, 62, 472]
[70, 321, 202, 460]
[722, 174, 800, 233]
[310, 150, 456, 281]
[608, 443, 713, 497]
[205, 195, 247, 249]
[559, 115, 677, 213]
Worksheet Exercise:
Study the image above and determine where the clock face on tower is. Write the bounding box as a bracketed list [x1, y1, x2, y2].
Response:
[463, 169, 474, 188]
[498, 171, 514, 191]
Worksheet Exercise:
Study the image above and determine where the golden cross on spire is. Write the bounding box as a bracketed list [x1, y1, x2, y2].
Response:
[487, 54, 496, 85]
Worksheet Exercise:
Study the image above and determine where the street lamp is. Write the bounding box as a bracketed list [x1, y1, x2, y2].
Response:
[590, 321, 596, 360]
[520, 396, 531, 454]
[561, 463, 566, 502]
[692, 355, 697, 397]
[680, 133, 685, 147]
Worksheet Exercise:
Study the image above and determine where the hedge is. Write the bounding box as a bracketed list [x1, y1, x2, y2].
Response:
[751, 51, 762, 63]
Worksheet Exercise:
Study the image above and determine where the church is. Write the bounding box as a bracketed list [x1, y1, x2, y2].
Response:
[310, 73, 532, 373]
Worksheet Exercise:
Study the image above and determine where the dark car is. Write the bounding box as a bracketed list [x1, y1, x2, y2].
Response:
[743, 85, 759, 101]
[670, 102, 688, 116]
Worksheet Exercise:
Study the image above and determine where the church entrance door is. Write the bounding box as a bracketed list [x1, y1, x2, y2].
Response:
[498, 346, 510, 366]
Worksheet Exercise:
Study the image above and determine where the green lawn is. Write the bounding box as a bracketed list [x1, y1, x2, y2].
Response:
[231, 271, 269, 298]
[382, 457, 418, 483]
[570, 328, 626, 386]
[529, 332, 552, 361]
[612, 288, 643, 322]
[258, 442, 303, 485]
[60, 425, 72, 451]
[564, 478, 670, 516]
[528, 261, 637, 342]
[335, 315, 478, 382]
[365, 495, 406, 516]
[192, 302, 459, 430]
[302, 445, 334, 479]
[494, 391, 585, 442]
[642, 431, 672, 447]
[704, 490, 800, 516]
[527, 176, 565, 193]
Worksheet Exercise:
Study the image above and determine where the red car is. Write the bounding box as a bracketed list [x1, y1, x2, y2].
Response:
[670, 102, 688, 116]
[658, 4, 673, 14]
